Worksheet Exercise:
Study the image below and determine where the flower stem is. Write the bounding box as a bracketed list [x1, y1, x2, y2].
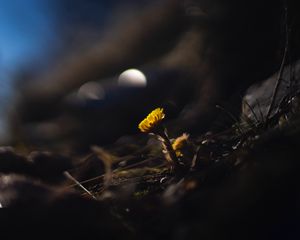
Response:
[158, 130, 183, 173]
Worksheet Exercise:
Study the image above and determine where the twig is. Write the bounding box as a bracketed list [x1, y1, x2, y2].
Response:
[191, 145, 201, 169]
[265, 5, 290, 127]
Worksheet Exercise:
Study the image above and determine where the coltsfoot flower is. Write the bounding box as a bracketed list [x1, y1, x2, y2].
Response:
[138, 107, 185, 174]
[138, 108, 165, 133]
[172, 133, 189, 157]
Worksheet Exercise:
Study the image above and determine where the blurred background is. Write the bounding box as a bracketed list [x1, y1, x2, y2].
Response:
[0, 0, 115, 140]
[0, 0, 296, 153]
[0, 0, 155, 149]
[0, 0, 59, 140]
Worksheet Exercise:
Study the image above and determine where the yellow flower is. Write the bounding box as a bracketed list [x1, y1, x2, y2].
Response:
[172, 133, 189, 157]
[138, 108, 165, 133]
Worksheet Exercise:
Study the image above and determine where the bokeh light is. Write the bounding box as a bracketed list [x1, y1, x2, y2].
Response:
[118, 69, 147, 87]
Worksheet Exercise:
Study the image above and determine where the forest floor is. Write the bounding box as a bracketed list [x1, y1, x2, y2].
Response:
[1, 77, 300, 239]
[58, 93, 300, 239]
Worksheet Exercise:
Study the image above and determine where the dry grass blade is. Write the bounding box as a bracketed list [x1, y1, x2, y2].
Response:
[65, 156, 164, 190]
[64, 171, 97, 199]
[91, 145, 117, 188]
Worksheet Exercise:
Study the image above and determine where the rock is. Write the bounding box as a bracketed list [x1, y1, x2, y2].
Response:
[28, 151, 73, 184]
[0, 147, 33, 175]
[0, 174, 131, 238]
[242, 60, 300, 123]
[0, 148, 74, 185]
